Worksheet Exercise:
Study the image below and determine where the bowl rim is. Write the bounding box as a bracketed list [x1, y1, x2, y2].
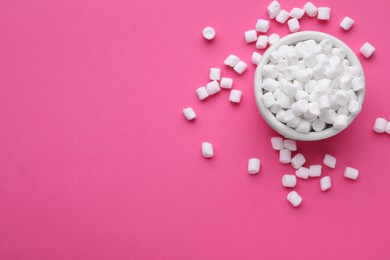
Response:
[254, 31, 366, 141]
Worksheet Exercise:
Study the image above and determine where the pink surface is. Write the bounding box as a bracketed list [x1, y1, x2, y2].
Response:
[0, 0, 389, 259]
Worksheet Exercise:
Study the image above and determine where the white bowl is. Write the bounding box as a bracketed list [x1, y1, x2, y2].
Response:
[254, 31, 366, 141]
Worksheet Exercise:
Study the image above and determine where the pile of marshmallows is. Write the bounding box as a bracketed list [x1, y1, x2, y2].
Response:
[183, 0, 376, 207]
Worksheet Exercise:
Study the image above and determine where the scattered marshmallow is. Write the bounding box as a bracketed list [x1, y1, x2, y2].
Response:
[268, 33, 280, 45]
[209, 68, 221, 81]
[320, 176, 331, 191]
[255, 19, 270, 33]
[373, 118, 388, 133]
[340, 16, 354, 30]
[233, 61, 248, 74]
[317, 7, 331, 20]
[183, 107, 196, 121]
[229, 89, 242, 103]
[309, 165, 322, 177]
[256, 35, 269, 49]
[271, 136, 284, 150]
[252, 52, 262, 65]
[323, 154, 336, 168]
[344, 166, 359, 180]
[276, 9, 290, 24]
[202, 142, 214, 158]
[220, 78, 233, 89]
[303, 2, 318, 17]
[206, 80, 221, 95]
[284, 139, 297, 151]
[245, 30, 257, 43]
[279, 149, 291, 164]
[248, 158, 261, 174]
[196, 86, 209, 101]
[288, 18, 300, 33]
[287, 191, 302, 207]
[360, 42, 375, 58]
[291, 153, 306, 169]
[282, 174, 297, 188]
[224, 54, 240, 67]
[296, 167, 310, 179]
[386, 122, 390, 134]
[202, 27, 216, 40]
[267, 0, 282, 19]
[290, 8, 305, 19]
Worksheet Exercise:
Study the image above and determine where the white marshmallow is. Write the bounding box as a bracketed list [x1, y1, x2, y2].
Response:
[373, 118, 387, 133]
[338, 106, 349, 116]
[277, 59, 289, 71]
[334, 90, 349, 106]
[202, 142, 214, 158]
[318, 95, 331, 111]
[281, 78, 298, 97]
[290, 8, 305, 19]
[360, 42, 375, 58]
[312, 118, 326, 132]
[196, 86, 209, 101]
[295, 42, 309, 57]
[209, 68, 221, 81]
[345, 66, 361, 78]
[291, 153, 306, 169]
[276, 9, 290, 24]
[270, 104, 282, 114]
[202, 27, 216, 40]
[288, 18, 300, 32]
[332, 48, 346, 59]
[323, 154, 336, 168]
[269, 50, 283, 64]
[344, 166, 359, 180]
[220, 77, 233, 89]
[303, 52, 316, 68]
[252, 52, 262, 65]
[285, 110, 301, 127]
[233, 61, 247, 74]
[248, 158, 261, 174]
[309, 165, 322, 177]
[245, 30, 257, 43]
[303, 2, 318, 17]
[262, 92, 276, 108]
[256, 35, 269, 49]
[340, 75, 352, 90]
[229, 89, 242, 103]
[333, 115, 349, 130]
[385, 122, 390, 134]
[315, 78, 331, 96]
[282, 174, 297, 188]
[224, 54, 240, 67]
[352, 77, 364, 91]
[276, 110, 287, 123]
[286, 51, 299, 65]
[183, 107, 196, 121]
[316, 53, 329, 67]
[268, 33, 280, 45]
[267, 0, 282, 19]
[284, 139, 297, 151]
[279, 149, 292, 164]
[287, 191, 302, 207]
[256, 19, 270, 33]
[291, 100, 309, 116]
[348, 99, 361, 115]
[340, 16, 355, 31]
[296, 69, 313, 83]
[317, 7, 330, 20]
[262, 64, 279, 78]
[304, 102, 320, 120]
[312, 64, 325, 80]
[319, 109, 336, 124]
[296, 167, 310, 179]
[295, 90, 310, 101]
[320, 176, 331, 191]
[319, 39, 333, 53]
[206, 80, 221, 95]
[262, 78, 280, 92]
[296, 120, 311, 133]
[271, 136, 284, 150]
[284, 65, 298, 80]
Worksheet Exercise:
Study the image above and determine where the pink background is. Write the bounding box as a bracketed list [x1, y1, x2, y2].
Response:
[0, 0, 389, 259]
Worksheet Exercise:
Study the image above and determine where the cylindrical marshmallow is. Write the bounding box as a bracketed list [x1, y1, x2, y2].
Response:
[248, 158, 261, 174]
[252, 52, 262, 65]
[323, 154, 336, 168]
[284, 110, 301, 127]
[344, 166, 359, 180]
[320, 176, 331, 191]
[352, 77, 364, 91]
[229, 89, 242, 103]
[206, 80, 221, 95]
[287, 191, 302, 207]
[288, 18, 300, 32]
[233, 61, 247, 74]
[290, 8, 305, 19]
[309, 165, 322, 177]
[373, 118, 388, 133]
[202, 142, 214, 158]
[183, 107, 196, 121]
[333, 115, 349, 130]
[385, 122, 390, 134]
[224, 54, 240, 67]
[291, 100, 309, 116]
[303, 2, 318, 17]
[296, 120, 311, 133]
[196, 86, 209, 101]
[220, 77, 233, 89]
[296, 167, 310, 179]
[296, 69, 313, 83]
[276, 9, 290, 24]
[279, 149, 292, 164]
[256, 35, 269, 49]
[284, 139, 297, 151]
[282, 174, 297, 188]
[318, 95, 331, 111]
[262, 92, 276, 108]
[209, 68, 221, 81]
[317, 7, 330, 20]
[340, 16, 354, 31]
[271, 136, 284, 150]
[245, 30, 257, 43]
[291, 153, 306, 169]
[202, 27, 216, 40]
[267, 0, 282, 19]
[360, 42, 375, 58]
[262, 78, 280, 92]
[312, 118, 326, 132]
[255, 19, 270, 33]
[348, 100, 361, 115]
[268, 33, 280, 45]
[262, 64, 279, 78]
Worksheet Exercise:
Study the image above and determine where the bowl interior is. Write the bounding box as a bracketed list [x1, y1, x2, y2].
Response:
[254, 31, 366, 141]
